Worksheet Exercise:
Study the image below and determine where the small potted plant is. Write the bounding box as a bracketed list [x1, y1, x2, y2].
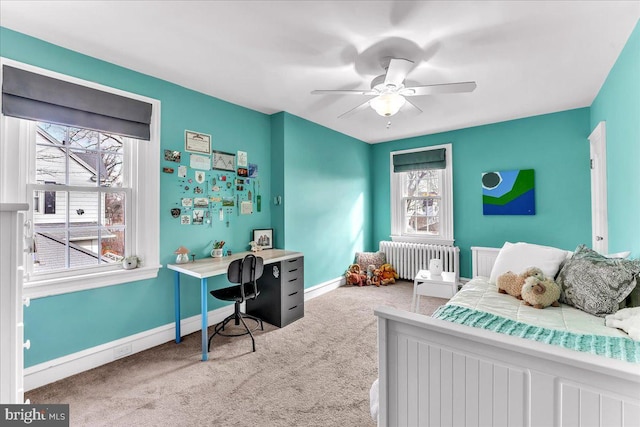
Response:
[122, 255, 141, 270]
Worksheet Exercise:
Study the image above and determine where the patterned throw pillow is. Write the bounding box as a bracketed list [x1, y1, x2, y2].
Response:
[557, 245, 640, 317]
[354, 251, 387, 271]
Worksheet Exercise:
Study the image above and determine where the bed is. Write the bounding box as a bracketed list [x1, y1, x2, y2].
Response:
[373, 245, 640, 427]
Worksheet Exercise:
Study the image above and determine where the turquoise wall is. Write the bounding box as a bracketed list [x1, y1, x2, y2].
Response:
[590, 20, 640, 258]
[1, 28, 273, 367]
[371, 109, 593, 277]
[277, 113, 372, 287]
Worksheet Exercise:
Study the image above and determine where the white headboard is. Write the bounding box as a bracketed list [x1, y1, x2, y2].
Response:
[471, 246, 501, 278]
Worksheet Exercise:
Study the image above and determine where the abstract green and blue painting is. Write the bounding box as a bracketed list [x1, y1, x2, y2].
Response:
[482, 169, 535, 215]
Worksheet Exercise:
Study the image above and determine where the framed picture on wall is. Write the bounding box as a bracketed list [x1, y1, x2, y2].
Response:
[185, 130, 211, 155]
[252, 228, 273, 249]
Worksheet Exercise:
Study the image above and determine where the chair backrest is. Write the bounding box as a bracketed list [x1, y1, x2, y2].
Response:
[227, 254, 264, 286]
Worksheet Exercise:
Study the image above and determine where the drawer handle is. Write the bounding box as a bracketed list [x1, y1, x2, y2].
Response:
[288, 278, 298, 283]
[287, 258, 299, 263]
[288, 268, 298, 273]
[288, 305, 298, 311]
[288, 291, 298, 297]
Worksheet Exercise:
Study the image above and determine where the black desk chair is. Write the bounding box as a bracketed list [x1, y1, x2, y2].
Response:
[208, 254, 264, 352]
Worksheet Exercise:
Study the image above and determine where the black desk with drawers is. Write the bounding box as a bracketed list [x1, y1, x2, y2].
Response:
[247, 255, 304, 327]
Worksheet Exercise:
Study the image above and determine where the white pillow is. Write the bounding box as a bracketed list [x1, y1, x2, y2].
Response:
[489, 242, 569, 283]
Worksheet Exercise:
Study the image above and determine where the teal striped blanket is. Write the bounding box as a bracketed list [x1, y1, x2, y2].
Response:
[433, 304, 640, 363]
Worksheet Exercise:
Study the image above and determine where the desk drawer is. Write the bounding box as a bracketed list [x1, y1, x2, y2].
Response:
[283, 286, 303, 308]
[282, 301, 304, 326]
[281, 260, 303, 283]
[282, 256, 303, 272]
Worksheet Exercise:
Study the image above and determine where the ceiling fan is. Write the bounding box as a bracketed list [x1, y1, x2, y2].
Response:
[311, 57, 476, 118]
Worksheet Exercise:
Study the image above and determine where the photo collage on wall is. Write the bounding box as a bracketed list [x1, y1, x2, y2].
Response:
[163, 130, 262, 226]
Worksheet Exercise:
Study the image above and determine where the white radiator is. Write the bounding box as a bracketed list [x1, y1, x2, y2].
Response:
[379, 241, 460, 281]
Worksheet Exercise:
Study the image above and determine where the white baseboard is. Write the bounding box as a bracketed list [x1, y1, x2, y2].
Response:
[304, 276, 344, 301]
[24, 277, 346, 391]
[23, 304, 235, 391]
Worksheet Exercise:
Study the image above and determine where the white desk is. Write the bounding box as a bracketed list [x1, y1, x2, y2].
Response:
[167, 249, 303, 361]
[411, 270, 458, 312]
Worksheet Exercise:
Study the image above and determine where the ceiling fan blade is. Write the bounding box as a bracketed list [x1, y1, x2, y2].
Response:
[401, 81, 477, 96]
[383, 58, 414, 88]
[311, 89, 377, 96]
[338, 100, 372, 119]
[403, 98, 423, 114]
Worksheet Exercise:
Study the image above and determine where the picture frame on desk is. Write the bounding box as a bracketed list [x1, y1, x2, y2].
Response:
[253, 228, 273, 249]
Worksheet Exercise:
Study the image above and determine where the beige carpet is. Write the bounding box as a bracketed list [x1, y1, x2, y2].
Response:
[26, 280, 447, 426]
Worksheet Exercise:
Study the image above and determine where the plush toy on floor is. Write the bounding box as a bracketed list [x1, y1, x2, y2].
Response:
[345, 264, 367, 287]
[605, 307, 640, 341]
[366, 265, 381, 287]
[378, 263, 399, 285]
[521, 276, 561, 309]
[496, 267, 544, 299]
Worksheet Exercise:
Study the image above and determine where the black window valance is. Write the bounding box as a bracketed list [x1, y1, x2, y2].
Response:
[2, 65, 152, 140]
[393, 148, 446, 172]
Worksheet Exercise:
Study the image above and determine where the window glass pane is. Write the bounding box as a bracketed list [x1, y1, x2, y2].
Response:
[35, 143, 66, 184]
[69, 149, 99, 186]
[100, 153, 124, 187]
[99, 133, 124, 154]
[37, 122, 66, 144]
[66, 127, 100, 150]
[33, 190, 65, 221]
[33, 229, 67, 273]
[69, 228, 100, 268]
[101, 227, 125, 262]
[105, 192, 126, 226]
[69, 191, 100, 226]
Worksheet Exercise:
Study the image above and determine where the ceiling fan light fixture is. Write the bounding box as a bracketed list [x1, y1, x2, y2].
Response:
[370, 93, 406, 117]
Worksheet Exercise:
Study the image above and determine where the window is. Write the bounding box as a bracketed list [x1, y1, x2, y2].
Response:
[0, 58, 160, 298]
[31, 122, 129, 274]
[390, 144, 454, 245]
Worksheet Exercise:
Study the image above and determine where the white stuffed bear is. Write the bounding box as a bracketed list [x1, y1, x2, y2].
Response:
[605, 307, 640, 341]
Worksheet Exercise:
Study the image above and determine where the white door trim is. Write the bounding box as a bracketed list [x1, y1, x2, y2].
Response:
[588, 121, 607, 254]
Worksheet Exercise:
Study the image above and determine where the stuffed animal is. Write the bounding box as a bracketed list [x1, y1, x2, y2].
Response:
[521, 276, 561, 309]
[366, 265, 381, 287]
[496, 267, 544, 299]
[378, 263, 399, 285]
[345, 264, 367, 287]
[605, 307, 640, 341]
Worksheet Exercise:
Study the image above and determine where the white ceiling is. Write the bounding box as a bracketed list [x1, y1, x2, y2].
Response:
[1, 1, 638, 143]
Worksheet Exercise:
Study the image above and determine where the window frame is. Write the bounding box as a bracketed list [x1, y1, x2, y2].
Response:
[0, 58, 161, 299]
[390, 143, 454, 246]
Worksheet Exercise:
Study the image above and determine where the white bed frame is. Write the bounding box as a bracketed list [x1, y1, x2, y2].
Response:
[375, 246, 640, 427]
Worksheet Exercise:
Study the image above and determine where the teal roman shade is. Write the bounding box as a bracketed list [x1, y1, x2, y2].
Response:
[393, 148, 446, 172]
[2, 65, 152, 140]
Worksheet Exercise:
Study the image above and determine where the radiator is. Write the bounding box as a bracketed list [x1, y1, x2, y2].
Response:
[379, 241, 460, 281]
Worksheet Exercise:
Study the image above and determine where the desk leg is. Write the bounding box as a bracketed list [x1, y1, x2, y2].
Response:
[200, 277, 209, 361]
[174, 271, 181, 343]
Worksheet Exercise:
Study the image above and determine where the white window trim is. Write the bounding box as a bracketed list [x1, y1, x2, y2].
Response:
[390, 143, 454, 246]
[0, 58, 161, 299]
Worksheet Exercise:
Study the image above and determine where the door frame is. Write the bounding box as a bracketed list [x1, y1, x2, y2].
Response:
[589, 121, 608, 254]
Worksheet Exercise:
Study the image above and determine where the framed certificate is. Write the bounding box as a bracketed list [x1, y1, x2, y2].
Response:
[185, 130, 212, 155]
